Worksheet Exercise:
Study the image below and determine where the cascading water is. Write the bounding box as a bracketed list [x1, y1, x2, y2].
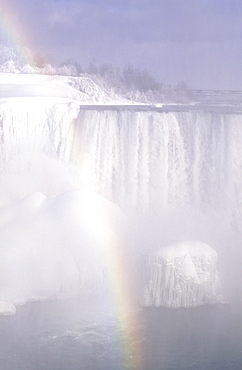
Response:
[1, 102, 241, 228]
[68, 109, 242, 307]
[72, 109, 242, 230]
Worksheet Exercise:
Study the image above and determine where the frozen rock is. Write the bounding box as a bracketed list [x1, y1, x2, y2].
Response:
[140, 240, 223, 308]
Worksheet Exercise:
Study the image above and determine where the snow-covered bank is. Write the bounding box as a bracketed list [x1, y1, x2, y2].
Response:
[0, 73, 79, 100]
[0, 73, 135, 105]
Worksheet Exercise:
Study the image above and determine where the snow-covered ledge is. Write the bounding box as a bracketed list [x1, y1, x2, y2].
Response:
[140, 240, 223, 308]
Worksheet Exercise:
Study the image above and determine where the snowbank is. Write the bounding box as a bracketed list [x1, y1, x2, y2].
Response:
[0, 73, 134, 105]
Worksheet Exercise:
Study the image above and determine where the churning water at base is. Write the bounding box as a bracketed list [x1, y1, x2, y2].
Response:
[0, 295, 242, 370]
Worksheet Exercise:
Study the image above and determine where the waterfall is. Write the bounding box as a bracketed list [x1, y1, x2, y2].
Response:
[71, 109, 242, 230]
[1, 103, 242, 227]
[1, 102, 241, 228]
[0, 99, 242, 309]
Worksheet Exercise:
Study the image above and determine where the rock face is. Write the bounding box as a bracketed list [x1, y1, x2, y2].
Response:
[140, 240, 222, 308]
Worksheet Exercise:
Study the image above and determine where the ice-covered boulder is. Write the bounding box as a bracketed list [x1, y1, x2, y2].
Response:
[140, 240, 222, 308]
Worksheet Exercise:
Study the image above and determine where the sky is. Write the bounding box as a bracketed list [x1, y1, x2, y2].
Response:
[1, 0, 242, 89]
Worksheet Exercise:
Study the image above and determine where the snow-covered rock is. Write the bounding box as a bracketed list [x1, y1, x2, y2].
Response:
[140, 240, 223, 308]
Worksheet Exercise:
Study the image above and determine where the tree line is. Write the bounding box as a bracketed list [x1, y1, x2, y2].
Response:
[0, 46, 194, 104]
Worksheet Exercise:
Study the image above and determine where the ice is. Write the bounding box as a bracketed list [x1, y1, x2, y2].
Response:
[0, 189, 122, 314]
[140, 240, 223, 308]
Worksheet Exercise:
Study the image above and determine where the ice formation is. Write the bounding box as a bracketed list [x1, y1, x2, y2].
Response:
[140, 241, 223, 308]
[0, 189, 122, 314]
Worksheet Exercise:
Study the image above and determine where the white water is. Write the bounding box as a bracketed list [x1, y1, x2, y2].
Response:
[73, 110, 242, 306]
[1, 103, 242, 240]
[74, 110, 242, 229]
[1, 97, 242, 228]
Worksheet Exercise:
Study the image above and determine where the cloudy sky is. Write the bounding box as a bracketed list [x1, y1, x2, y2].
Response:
[1, 0, 242, 89]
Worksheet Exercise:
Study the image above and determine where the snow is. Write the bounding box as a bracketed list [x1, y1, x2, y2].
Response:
[152, 240, 218, 259]
[0, 73, 134, 105]
[140, 241, 223, 308]
[0, 73, 81, 101]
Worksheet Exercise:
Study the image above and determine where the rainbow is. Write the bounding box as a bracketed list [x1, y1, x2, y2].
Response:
[0, 2, 145, 366]
[103, 228, 144, 368]
[68, 121, 146, 368]
[75, 187, 145, 368]
[0, 0, 37, 65]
